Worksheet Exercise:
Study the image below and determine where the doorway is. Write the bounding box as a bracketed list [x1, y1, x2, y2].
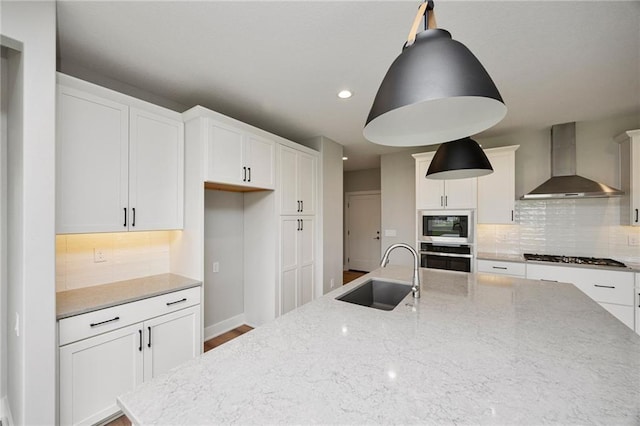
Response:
[345, 191, 381, 273]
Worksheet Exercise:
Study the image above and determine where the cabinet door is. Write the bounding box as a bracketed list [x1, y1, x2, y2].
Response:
[416, 159, 445, 210]
[206, 122, 244, 185]
[444, 178, 477, 209]
[297, 152, 316, 215]
[279, 146, 299, 214]
[129, 108, 184, 231]
[245, 133, 275, 189]
[478, 149, 515, 224]
[59, 323, 143, 426]
[143, 305, 201, 380]
[56, 85, 129, 233]
[299, 217, 315, 306]
[280, 217, 299, 314]
[631, 139, 640, 226]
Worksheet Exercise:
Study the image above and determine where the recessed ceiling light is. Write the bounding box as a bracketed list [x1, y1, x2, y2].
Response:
[338, 90, 352, 99]
[342, 156, 348, 161]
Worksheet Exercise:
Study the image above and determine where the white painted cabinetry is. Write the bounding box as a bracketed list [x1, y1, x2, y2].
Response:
[477, 145, 519, 224]
[278, 144, 318, 315]
[616, 129, 640, 226]
[477, 259, 525, 277]
[280, 217, 315, 315]
[526, 264, 635, 329]
[56, 74, 184, 234]
[279, 145, 316, 215]
[413, 152, 476, 210]
[206, 121, 275, 190]
[58, 287, 201, 426]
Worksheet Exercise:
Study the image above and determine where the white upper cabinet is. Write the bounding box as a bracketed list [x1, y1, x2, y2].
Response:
[205, 121, 275, 190]
[616, 129, 640, 226]
[56, 75, 184, 234]
[129, 108, 184, 231]
[413, 152, 477, 210]
[477, 145, 519, 224]
[57, 85, 129, 233]
[279, 145, 316, 215]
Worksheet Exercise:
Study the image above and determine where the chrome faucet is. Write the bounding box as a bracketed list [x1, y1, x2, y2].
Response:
[380, 243, 420, 298]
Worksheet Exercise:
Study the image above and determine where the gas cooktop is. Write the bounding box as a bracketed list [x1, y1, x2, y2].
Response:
[523, 253, 627, 268]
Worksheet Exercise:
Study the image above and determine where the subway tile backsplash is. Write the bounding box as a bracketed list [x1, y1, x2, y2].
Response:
[56, 231, 175, 292]
[477, 198, 640, 264]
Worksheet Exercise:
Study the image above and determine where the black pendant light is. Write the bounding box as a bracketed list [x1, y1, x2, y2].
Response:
[426, 138, 493, 180]
[363, 1, 506, 147]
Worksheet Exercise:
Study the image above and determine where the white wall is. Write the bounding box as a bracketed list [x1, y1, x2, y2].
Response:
[307, 136, 343, 294]
[344, 168, 380, 193]
[1, 2, 57, 424]
[203, 190, 245, 334]
[380, 147, 427, 266]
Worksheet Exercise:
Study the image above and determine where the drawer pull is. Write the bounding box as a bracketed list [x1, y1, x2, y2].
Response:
[166, 297, 187, 306]
[147, 326, 152, 348]
[594, 284, 615, 289]
[492, 266, 508, 270]
[138, 329, 142, 352]
[89, 316, 120, 328]
[540, 279, 558, 282]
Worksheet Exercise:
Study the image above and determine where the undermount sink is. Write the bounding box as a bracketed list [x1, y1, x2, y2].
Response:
[336, 279, 412, 311]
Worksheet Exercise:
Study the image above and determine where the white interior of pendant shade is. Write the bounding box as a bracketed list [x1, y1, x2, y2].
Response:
[426, 167, 493, 180]
[363, 96, 507, 147]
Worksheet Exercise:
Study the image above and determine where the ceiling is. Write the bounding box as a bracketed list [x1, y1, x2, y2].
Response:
[56, 1, 640, 171]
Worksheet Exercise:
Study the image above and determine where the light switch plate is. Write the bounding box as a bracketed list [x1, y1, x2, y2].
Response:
[384, 229, 397, 237]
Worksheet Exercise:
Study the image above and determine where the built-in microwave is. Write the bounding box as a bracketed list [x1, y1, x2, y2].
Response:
[419, 210, 473, 244]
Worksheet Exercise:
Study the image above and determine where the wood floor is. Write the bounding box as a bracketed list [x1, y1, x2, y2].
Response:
[343, 269, 366, 284]
[105, 325, 253, 426]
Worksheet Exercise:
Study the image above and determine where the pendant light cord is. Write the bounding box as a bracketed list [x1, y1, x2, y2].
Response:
[406, 0, 437, 48]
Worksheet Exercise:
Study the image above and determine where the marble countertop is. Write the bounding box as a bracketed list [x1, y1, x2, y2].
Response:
[56, 273, 201, 320]
[118, 266, 640, 425]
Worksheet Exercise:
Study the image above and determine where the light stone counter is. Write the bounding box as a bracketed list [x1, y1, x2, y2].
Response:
[118, 266, 640, 425]
[56, 273, 201, 320]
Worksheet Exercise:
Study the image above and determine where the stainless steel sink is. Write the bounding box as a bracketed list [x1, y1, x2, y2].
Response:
[336, 279, 412, 311]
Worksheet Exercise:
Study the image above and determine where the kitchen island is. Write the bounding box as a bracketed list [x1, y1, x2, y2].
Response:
[118, 266, 640, 424]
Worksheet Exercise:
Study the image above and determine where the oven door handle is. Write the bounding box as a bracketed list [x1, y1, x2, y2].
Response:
[421, 251, 473, 259]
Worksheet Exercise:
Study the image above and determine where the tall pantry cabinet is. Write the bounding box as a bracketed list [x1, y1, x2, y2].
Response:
[278, 145, 317, 315]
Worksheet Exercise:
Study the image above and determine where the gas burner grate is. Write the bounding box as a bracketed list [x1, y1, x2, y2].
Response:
[523, 253, 627, 268]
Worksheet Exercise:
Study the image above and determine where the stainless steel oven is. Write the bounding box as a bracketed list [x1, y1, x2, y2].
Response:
[419, 210, 473, 244]
[419, 242, 472, 272]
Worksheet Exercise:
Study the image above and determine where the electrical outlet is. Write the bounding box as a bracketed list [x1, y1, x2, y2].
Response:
[212, 262, 220, 273]
[14, 312, 19, 337]
[93, 248, 107, 263]
[628, 235, 640, 246]
[330, 278, 335, 288]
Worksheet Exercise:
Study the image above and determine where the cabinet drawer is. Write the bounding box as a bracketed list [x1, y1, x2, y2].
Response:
[526, 264, 634, 306]
[571, 270, 634, 306]
[59, 287, 201, 346]
[478, 260, 525, 277]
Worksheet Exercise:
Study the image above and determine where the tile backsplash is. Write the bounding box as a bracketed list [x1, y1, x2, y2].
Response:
[56, 231, 176, 292]
[477, 198, 640, 265]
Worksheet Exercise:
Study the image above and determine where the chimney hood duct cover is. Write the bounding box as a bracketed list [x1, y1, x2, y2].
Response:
[521, 123, 624, 199]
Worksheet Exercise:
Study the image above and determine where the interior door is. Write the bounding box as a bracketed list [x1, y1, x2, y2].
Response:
[347, 192, 381, 272]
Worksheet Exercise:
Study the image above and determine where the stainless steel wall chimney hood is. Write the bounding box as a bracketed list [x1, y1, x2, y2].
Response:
[521, 123, 624, 200]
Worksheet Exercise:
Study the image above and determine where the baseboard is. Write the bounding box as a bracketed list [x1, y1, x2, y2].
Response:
[1, 396, 14, 426]
[203, 313, 246, 341]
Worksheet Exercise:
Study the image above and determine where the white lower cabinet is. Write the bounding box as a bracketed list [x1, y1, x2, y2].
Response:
[280, 217, 315, 315]
[59, 288, 201, 426]
[526, 264, 635, 329]
[477, 259, 525, 277]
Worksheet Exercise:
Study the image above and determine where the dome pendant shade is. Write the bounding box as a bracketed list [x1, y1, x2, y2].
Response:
[426, 138, 493, 180]
[364, 29, 506, 147]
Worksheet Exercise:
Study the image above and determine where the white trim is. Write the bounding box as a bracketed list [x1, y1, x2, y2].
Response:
[1, 396, 14, 426]
[203, 313, 246, 342]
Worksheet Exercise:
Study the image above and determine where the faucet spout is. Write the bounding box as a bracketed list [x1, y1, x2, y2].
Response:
[380, 243, 420, 298]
